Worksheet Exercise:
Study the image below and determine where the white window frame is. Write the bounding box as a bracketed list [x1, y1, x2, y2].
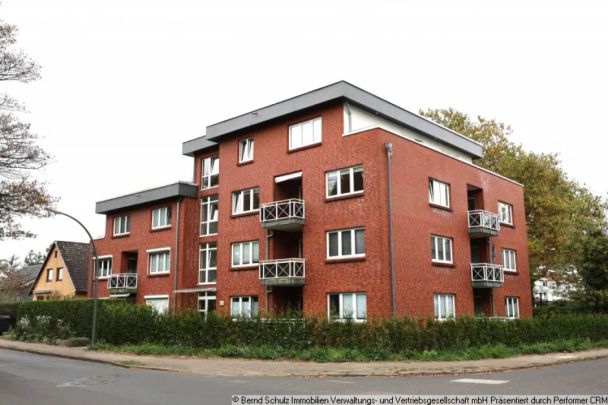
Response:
[46, 268, 53, 282]
[431, 235, 453, 264]
[144, 295, 169, 314]
[198, 291, 216, 318]
[502, 248, 517, 272]
[56, 267, 63, 281]
[325, 165, 364, 199]
[327, 292, 367, 322]
[326, 228, 365, 260]
[238, 137, 254, 163]
[113, 215, 130, 236]
[199, 242, 217, 284]
[200, 195, 218, 236]
[201, 155, 219, 189]
[95, 256, 112, 279]
[230, 296, 259, 318]
[505, 297, 520, 319]
[231, 187, 259, 215]
[151, 206, 171, 230]
[231, 240, 259, 268]
[289, 117, 322, 150]
[434, 293, 456, 320]
[147, 248, 171, 275]
[428, 178, 450, 208]
[498, 201, 513, 225]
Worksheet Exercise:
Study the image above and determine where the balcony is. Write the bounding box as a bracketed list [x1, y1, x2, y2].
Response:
[468, 210, 500, 238]
[259, 199, 305, 231]
[107, 273, 137, 295]
[259, 258, 305, 287]
[471, 263, 504, 288]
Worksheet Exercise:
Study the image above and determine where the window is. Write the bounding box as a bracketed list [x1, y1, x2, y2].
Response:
[238, 138, 254, 163]
[502, 248, 517, 272]
[200, 195, 218, 236]
[199, 242, 217, 284]
[428, 179, 450, 208]
[328, 293, 366, 321]
[56, 267, 63, 281]
[232, 187, 259, 215]
[198, 291, 216, 318]
[231, 296, 259, 318]
[201, 155, 219, 189]
[498, 202, 513, 225]
[431, 235, 453, 264]
[434, 294, 455, 320]
[231, 241, 259, 267]
[326, 165, 364, 198]
[148, 249, 170, 274]
[46, 268, 53, 281]
[289, 117, 322, 150]
[145, 296, 169, 314]
[151, 207, 171, 229]
[113, 215, 130, 236]
[327, 228, 365, 259]
[96, 257, 112, 278]
[505, 297, 520, 318]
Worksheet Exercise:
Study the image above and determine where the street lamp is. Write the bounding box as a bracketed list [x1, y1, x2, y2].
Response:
[533, 284, 550, 307]
[48, 208, 99, 348]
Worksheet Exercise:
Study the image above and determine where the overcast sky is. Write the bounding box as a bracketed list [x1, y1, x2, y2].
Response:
[1, 0, 606, 261]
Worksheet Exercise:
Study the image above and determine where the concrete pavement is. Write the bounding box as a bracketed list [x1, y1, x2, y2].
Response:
[1, 338, 608, 377]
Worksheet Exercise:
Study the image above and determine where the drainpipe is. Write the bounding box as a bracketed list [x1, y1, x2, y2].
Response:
[172, 198, 181, 316]
[384, 142, 396, 318]
[264, 229, 273, 314]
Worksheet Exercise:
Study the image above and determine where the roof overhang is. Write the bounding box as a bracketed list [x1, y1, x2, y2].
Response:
[96, 182, 198, 214]
[182, 137, 218, 157]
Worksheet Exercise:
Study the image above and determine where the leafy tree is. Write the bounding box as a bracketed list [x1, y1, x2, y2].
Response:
[24, 249, 46, 265]
[580, 230, 608, 291]
[0, 13, 53, 239]
[420, 108, 607, 279]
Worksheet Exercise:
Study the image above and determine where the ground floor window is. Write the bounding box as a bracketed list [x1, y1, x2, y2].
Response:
[328, 292, 366, 321]
[231, 296, 258, 318]
[145, 295, 169, 314]
[198, 291, 216, 318]
[434, 293, 455, 320]
[505, 296, 520, 319]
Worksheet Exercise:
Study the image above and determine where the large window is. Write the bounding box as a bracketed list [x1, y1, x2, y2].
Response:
[232, 187, 259, 215]
[200, 195, 218, 236]
[434, 294, 455, 320]
[428, 179, 450, 208]
[231, 296, 259, 318]
[498, 202, 513, 225]
[326, 228, 365, 259]
[239, 138, 254, 163]
[431, 235, 453, 264]
[231, 241, 259, 268]
[502, 248, 517, 272]
[199, 242, 217, 284]
[326, 165, 363, 198]
[113, 215, 130, 236]
[289, 117, 322, 150]
[201, 155, 219, 189]
[151, 207, 171, 229]
[505, 297, 520, 319]
[148, 249, 170, 274]
[145, 295, 169, 314]
[328, 292, 366, 321]
[198, 291, 216, 319]
[96, 257, 112, 278]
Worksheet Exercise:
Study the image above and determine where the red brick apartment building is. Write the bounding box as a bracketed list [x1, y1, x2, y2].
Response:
[92, 81, 532, 320]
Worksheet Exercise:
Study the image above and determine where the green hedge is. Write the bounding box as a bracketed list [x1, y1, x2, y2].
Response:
[9, 299, 608, 353]
[534, 290, 608, 317]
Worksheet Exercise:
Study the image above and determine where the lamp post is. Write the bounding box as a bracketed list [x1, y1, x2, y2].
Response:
[48, 209, 99, 348]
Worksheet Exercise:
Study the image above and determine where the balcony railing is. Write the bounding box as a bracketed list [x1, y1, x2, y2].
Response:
[259, 199, 305, 231]
[471, 263, 504, 288]
[107, 273, 138, 294]
[468, 210, 500, 238]
[259, 258, 305, 286]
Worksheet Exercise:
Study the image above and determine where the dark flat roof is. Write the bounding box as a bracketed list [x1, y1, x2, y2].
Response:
[96, 182, 198, 214]
[182, 81, 483, 158]
[182, 137, 217, 157]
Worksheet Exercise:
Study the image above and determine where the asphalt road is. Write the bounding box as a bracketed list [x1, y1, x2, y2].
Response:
[1, 348, 607, 405]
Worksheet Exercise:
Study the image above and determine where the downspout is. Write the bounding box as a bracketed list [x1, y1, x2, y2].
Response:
[264, 229, 273, 314]
[172, 198, 181, 316]
[385, 142, 396, 318]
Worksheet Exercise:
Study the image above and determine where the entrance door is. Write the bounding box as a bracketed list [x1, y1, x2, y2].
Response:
[125, 253, 137, 273]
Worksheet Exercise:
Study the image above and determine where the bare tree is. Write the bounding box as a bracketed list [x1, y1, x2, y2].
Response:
[0, 255, 27, 302]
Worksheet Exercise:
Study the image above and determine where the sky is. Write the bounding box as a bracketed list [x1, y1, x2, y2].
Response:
[1, 0, 607, 261]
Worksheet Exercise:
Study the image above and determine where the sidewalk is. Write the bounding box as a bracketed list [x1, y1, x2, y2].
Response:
[1, 339, 607, 377]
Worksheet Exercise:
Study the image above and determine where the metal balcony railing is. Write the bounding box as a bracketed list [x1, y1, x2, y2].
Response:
[468, 210, 500, 237]
[259, 199, 305, 231]
[259, 258, 305, 286]
[471, 263, 504, 288]
[107, 273, 138, 293]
